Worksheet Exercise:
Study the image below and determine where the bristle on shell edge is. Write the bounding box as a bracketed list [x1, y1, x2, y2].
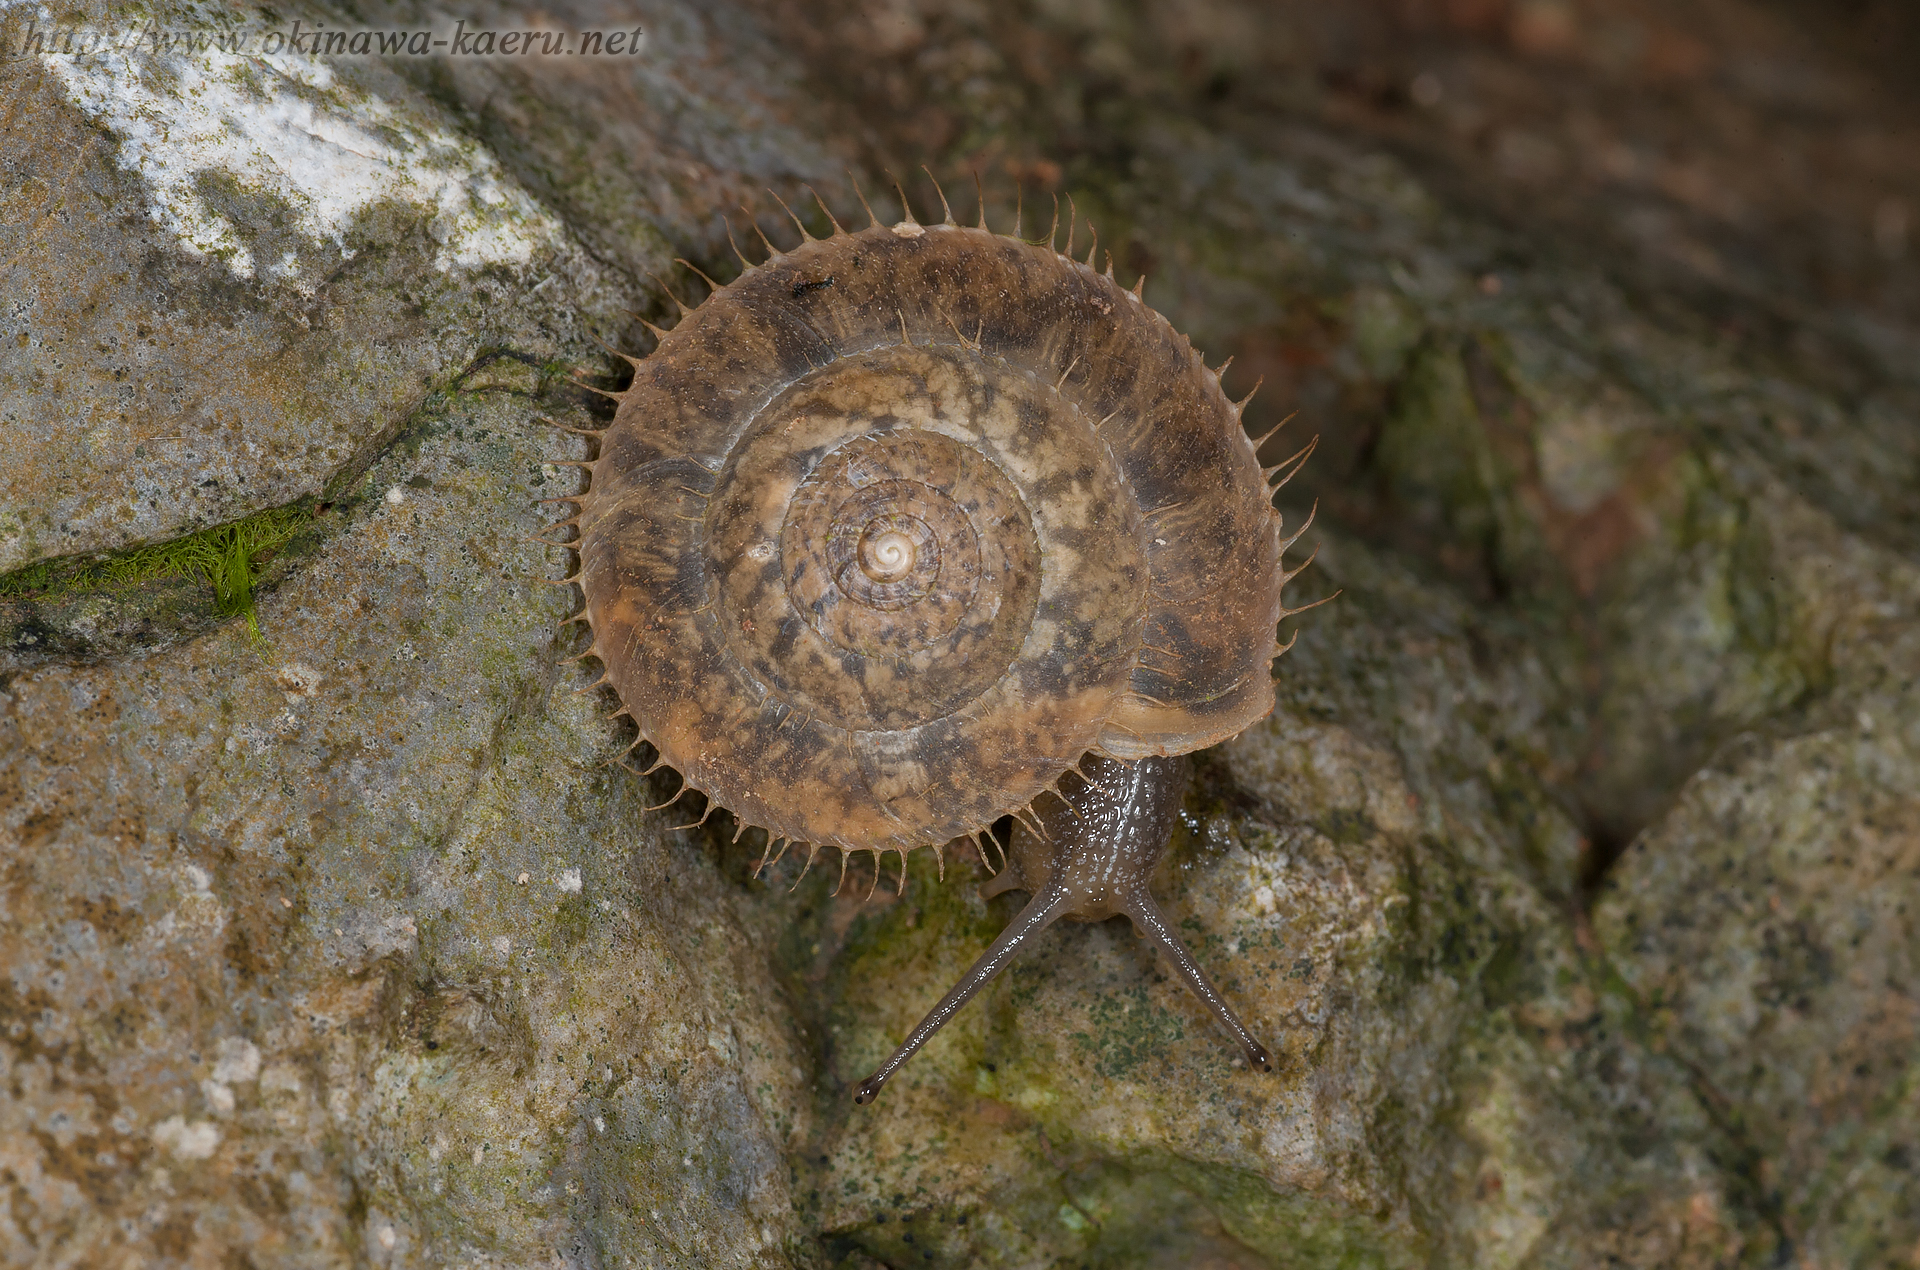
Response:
[553, 578, 995, 902]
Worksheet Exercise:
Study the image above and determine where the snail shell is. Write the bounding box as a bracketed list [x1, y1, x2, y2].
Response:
[560, 188, 1315, 865]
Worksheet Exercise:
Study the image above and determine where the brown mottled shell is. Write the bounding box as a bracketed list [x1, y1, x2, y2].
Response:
[568, 199, 1304, 859]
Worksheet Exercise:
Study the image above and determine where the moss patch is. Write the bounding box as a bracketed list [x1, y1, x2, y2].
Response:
[0, 502, 314, 643]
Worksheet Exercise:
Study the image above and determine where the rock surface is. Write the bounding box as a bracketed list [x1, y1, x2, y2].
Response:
[3, 0, 1917, 1267]
[0, 0, 576, 572]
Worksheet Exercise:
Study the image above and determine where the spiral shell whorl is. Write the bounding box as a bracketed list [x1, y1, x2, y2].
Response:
[568, 204, 1293, 861]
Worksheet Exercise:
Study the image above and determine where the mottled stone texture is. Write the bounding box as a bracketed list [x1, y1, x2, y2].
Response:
[3, 0, 1917, 1267]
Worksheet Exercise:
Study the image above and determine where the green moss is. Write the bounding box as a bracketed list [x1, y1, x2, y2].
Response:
[0, 503, 313, 641]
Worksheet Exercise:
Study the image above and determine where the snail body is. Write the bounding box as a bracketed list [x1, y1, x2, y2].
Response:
[554, 183, 1321, 1102]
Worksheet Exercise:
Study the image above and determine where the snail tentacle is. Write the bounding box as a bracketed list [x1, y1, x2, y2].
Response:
[857, 755, 1274, 1103]
[1121, 884, 1272, 1072]
[853, 884, 1075, 1105]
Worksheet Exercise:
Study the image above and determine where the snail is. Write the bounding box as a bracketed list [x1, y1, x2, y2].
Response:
[543, 177, 1325, 1105]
